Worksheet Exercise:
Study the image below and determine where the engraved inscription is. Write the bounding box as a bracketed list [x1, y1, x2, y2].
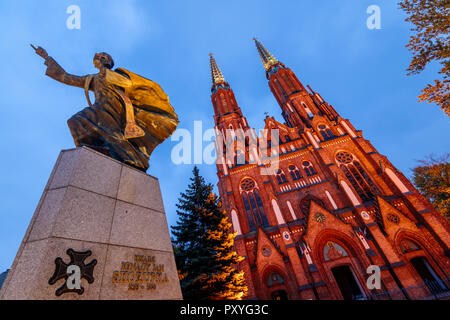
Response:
[112, 255, 169, 291]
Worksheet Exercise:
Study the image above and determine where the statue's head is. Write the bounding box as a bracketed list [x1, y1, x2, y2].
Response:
[93, 52, 114, 70]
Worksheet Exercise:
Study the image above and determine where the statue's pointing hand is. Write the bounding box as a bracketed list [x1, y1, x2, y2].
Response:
[30, 44, 48, 60]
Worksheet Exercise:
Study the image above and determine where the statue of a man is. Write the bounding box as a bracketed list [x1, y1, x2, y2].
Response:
[32, 45, 179, 172]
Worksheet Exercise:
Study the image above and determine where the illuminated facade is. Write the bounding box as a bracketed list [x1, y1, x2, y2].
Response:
[209, 40, 449, 300]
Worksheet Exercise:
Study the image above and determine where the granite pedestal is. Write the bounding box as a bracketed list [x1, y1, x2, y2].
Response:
[0, 147, 182, 300]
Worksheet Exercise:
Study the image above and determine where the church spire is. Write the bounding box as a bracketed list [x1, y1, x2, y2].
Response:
[209, 53, 225, 85]
[253, 38, 279, 71]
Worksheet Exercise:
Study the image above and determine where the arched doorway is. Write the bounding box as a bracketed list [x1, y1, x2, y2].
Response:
[331, 265, 364, 300]
[271, 290, 288, 300]
[398, 238, 448, 295]
[321, 240, 367, 300]
[410, 257, 447, 294]
[266, 271, 289, 300]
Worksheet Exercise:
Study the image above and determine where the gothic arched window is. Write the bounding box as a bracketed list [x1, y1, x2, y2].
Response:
[234, 149, 246, 166]
[275, 79, 287, 99]
[225, 124, 236, 142]
[283, 74, 295, 92]
[301, 102, 314, 118]
[240, 178, 269, 231]
[318, 124, 334, 141]
[221, 93, 229, 113]
[288, 165, 302, 180]
[400, 239, 421, 254]
[336, 151, 379, 202]
[276, 169, 288, 184]
[302, 161, 317, 176]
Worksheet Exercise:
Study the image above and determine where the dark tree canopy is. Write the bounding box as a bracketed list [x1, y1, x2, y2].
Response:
[171, 166, 247, 300]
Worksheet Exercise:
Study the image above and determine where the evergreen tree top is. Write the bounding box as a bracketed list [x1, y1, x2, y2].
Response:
[171, 166, 248, 300]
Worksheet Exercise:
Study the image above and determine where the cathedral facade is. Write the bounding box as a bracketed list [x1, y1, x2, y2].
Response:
[209, 39, 449, 300]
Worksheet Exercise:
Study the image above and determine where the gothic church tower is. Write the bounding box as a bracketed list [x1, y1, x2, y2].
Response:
[210, 41, 449, 300]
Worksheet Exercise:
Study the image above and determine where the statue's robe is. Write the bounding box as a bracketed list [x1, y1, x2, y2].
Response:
[44, 57, 179, 171]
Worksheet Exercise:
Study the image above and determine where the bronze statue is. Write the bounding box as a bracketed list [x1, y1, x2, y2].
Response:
[32, 45, 179, 172]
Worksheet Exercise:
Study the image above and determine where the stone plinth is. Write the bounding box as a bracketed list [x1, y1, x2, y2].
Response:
[0, 147, 182, 300]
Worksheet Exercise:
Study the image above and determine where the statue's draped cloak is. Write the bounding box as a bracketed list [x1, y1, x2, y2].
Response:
[45, 57, 179, 171]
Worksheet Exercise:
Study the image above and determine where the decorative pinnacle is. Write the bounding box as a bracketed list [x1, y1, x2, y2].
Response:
[209, 53, 225, 85]
[253, 38, 279, 71]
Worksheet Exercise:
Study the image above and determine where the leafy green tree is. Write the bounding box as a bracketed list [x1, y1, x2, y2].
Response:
[398, 0, 450, 115]
[171, 166, 247, 300]
[412, 154, 450, 221]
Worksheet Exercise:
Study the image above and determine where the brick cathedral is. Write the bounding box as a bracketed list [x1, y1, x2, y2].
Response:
[208, 39, 449, 300]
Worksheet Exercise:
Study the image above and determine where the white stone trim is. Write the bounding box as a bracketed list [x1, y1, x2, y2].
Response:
[385, 168, 409, 193]
[341, 120, 357, 138]
[306, 131, 320, 149]
[287, 201, 297, 220]
[271, 199, 286, 225]
[325, 190, 338, 210]
[231, 209, 242, 235]
[340, 180, 361, 206]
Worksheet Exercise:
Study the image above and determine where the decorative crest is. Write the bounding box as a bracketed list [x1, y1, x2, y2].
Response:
[48, 248, 97, 296]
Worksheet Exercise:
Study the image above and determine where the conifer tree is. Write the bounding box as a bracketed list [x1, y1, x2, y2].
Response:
[171, 166, 247, 300]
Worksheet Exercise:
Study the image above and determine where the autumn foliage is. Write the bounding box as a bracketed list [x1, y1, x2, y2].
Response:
[399, 0, 450, 115]
[412, 154, 450, 222]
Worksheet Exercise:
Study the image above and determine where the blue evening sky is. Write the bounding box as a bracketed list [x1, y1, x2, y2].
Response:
[0, 0, 448, 272]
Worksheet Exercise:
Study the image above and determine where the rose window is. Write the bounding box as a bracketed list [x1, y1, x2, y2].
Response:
[336, 151, 353, 164]
[240, 178, 255, 192]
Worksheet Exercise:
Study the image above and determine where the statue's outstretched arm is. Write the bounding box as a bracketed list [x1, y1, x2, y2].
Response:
[31, 45, 88, 89]
[44, 57, 88, 89]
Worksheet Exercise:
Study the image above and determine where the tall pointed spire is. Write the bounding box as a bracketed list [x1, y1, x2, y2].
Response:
[253, 38, 279, 71]
[209, 53, 225, 85]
